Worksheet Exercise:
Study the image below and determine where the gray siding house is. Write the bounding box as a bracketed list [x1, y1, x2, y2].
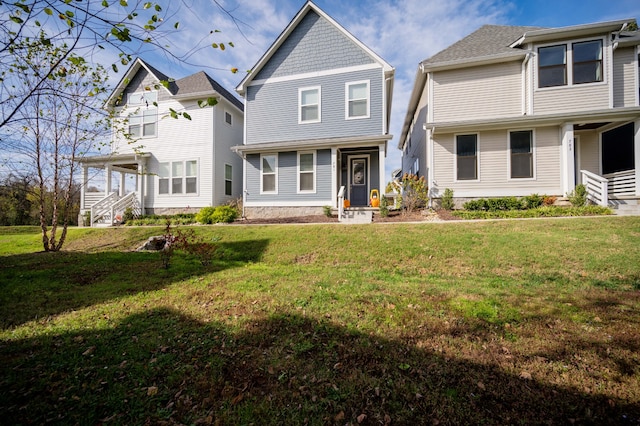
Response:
[399, 20, 640, 211]
[234, 1, 394, 218]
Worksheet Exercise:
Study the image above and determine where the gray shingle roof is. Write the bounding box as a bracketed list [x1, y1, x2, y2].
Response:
[174, 71, 244, 111]
[421, 25, 544, 67]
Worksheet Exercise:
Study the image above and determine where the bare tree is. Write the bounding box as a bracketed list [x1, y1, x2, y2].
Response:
[4, 34, 112, 251]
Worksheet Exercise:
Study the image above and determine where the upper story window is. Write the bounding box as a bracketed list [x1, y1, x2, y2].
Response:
[225, 111, 233, 125]
[299, 87, 321, 123]
[455, 134, 478, 181]
[127, 91, 158, 138]
[572, 40, 603, 84]
[261, 154, 278, 193]
[538, 39, 603, 88]
[538, 45, 567, 87]
[346, 80, 370, 119]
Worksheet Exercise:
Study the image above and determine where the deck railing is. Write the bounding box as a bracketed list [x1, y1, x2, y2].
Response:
[605, 169, 636, 198]
[580, 170, 608, 207]
[90, 192, 139, 227]
[337, 186, 345, 222]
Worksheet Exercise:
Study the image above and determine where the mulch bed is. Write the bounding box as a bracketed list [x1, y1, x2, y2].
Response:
[231, 209, 458, 225]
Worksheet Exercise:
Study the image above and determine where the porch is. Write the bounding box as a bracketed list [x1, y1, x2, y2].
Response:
[580, 169, 640, 214]
[78, 153, 149, 227]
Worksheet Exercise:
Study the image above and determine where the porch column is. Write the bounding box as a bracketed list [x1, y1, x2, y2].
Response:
[378, 143, 386, 193]
[331, 147, 338, 208]
[80, 165, 88, 210]
[105, 165, 112, 195]
[138, 161, 146, 215]
[636, 118, 640, 196]
[561, 123, 575, 196]
[119, 172, 126, 196]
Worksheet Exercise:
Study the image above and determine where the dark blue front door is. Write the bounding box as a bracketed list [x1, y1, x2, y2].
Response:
[350, 158, 368, 206]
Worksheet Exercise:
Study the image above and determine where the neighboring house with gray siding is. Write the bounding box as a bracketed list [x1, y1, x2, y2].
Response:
[234, 1, 394, 218]
[400, 19, 640, 210]
[79, 58, 244, 226]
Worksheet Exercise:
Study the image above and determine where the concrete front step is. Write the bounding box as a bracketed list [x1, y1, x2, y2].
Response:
[609, 198, 640, 216]
[341, 208, 373, 224]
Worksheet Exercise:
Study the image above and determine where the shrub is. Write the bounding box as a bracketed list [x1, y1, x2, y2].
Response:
[441, 188, 454, 210]
[567, 184, 587, 207]
[196, 205, 239, 224]
[379, 195, 389, 218]
[523, 194, 544, 209]
[401, 173, 428, 214]
[542, 195, 557, 206]
[463, 199, 487, 211]
[322, 205, 332, 218]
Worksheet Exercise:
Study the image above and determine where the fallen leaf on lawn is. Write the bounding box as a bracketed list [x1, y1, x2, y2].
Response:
[519, 371, 532, 380]
[477, 381, 486, 390]
[147, 386, 158, 396]
[82, 346, 95, 356]
[231, 393, 244, 405]
[357, 413, 367, 423]
[267, 366, 274, 375]
[335, 411, 345, 421]
[384, 414, 392, 425]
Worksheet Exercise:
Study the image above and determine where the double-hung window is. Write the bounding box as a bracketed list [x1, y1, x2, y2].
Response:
[538, 39, 603, 88]
[299, 87, 320, 123]
[456, 134, 478, 181]
[538, 45, 567, 88]
[128, 91, 158, 137]
[225, 164, 233, 196]
[261, 154, 277, 193]
[158, 160, 198, 195]
[510, 130, 534, 179]
[572, 40, 602, 84]
[346, 81, 370, 119]
[298, 151, 315, 193]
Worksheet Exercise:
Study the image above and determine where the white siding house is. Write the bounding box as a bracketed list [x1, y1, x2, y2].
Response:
[78, 59, 244, 226]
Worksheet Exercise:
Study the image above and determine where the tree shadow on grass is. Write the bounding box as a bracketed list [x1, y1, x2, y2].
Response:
[0, 239, 269, 329]
[1, 308, 638, 425]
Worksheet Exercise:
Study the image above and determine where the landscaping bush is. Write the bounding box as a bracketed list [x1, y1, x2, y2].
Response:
[400, 173, 428, 214]
[567, 184, 587, 207]
[196, 205, 239, 224]
[441, 188, 454, 210]
[523, 193, 544, 209]
[323, 205, 332, 218]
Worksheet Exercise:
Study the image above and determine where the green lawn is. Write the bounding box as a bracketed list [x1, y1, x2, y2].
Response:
[1, 217, 639, 425]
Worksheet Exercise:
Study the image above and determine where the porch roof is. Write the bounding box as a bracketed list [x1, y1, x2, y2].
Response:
[78, 152, 150, 167]
[427, 107, 640, 135]
[231, 134, 392, 155]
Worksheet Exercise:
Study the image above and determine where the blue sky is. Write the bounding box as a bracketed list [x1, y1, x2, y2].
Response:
[113, 0, 640, 178]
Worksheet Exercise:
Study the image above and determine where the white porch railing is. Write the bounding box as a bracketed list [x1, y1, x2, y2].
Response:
[604, 169, 636, 198]
[90, 192, 139, 227]
[337, 186, 345, 222]
[580, 170, 608, 207]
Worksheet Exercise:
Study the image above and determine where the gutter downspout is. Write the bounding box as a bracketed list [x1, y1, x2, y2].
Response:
[521, 52, 532, 116]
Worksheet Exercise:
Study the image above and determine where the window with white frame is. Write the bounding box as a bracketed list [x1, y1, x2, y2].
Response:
[509, 130, 534, 179]
[456, 134, 478, 180]
[128, 91, 158, 137]
[299, 87, 320, 123]
[298, 151, 315, 193]
[225, 164, 232, 196]
[538, 39, 603, 88]
[158, 160, 198, 195]
[346, 81, 369, 119]
[261, 154, 277, 193]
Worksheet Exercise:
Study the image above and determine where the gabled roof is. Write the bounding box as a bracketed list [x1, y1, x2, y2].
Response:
[105, 58, 175, 107]
[173, 71, 244, 111]
[236, 0, 394, 96]
[105, 58, 243, 111]
[421, 25, 543, 72]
